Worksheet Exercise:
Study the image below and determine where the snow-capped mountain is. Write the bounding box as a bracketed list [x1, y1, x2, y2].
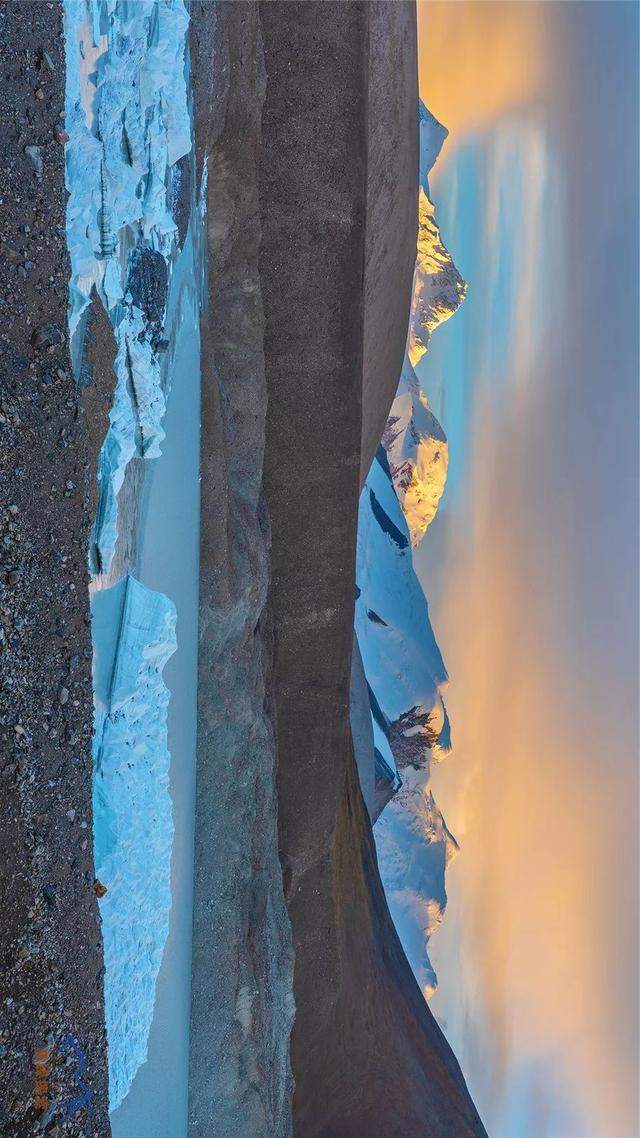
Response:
[355, 445, 454, 992]
[385, 102, 466, 548]
[355, 447, 449, 776]
[383, 360, 449, 551]
[375, 771, 459, 998]
[353, 101, 466, 997]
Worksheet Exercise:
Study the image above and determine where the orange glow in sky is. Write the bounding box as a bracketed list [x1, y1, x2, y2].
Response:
[415, 4, 639, 1136]
[417, 1, 547, 139]
[429, 389, 638, 1137]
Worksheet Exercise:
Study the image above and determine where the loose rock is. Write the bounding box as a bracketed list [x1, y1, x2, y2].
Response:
[24, 144, 43, 178]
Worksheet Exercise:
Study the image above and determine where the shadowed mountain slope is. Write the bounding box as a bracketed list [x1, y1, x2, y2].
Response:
[259, 3, 488, 1135]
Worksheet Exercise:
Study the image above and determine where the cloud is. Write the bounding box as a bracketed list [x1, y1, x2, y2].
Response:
[416, 1, 548, 143]
[416, 5, 639, 1135]
[430, 371, 638, 1138]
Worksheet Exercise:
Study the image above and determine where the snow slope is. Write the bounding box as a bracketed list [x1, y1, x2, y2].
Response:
[355, 448, 454, 991]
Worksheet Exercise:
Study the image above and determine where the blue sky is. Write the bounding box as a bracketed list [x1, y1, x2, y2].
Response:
[415, 4, 639, 1136]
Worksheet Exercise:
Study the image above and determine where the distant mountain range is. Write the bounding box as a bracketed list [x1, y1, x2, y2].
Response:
[354, 99, 467, 998]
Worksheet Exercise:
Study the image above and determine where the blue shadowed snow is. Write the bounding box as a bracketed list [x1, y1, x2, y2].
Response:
[369, 487, 410, 550]
[355, 456, 457, 993]
[419, 101, 448, 195]
[356, 456, 448, 727]
[374, 771, 458, 998]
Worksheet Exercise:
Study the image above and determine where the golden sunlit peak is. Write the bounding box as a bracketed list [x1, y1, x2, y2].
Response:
[383, 165, 466, 546]
[409, 187, 467, 370]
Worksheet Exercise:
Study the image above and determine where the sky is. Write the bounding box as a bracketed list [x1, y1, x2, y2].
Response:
[414, 4, 639, 1137]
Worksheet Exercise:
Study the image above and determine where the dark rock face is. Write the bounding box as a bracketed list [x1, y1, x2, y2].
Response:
[259, 0, 367, 958]
[390, 704, 442, 770]
[349, 635, 375, 820]
[361, 1, 420, 487]
[0, 5, 110, 1133]
[259, 3, 488, 1136]
[189, 6, 294, 1137]
[126, 248, 168, 345]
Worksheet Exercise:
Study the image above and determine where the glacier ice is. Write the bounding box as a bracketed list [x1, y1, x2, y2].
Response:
[63, 0, 196, 1114]
[64, 0, 191, 574]
[91, 576, 177, 1111]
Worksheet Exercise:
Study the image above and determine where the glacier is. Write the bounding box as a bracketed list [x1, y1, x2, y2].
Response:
[64, 0, 198, 1117]
[109, 205, 202, 1134]
[64, 0, 191, 574]
[355, 101, 466, 996]
[91, 576, 177, 1111]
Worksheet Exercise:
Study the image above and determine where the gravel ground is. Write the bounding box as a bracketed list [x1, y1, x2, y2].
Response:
[0, 5, 111, 1135]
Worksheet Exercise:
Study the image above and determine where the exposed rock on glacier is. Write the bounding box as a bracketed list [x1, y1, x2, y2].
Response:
[91, 576, 176, 1111]
[385, 101, 467, 547]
